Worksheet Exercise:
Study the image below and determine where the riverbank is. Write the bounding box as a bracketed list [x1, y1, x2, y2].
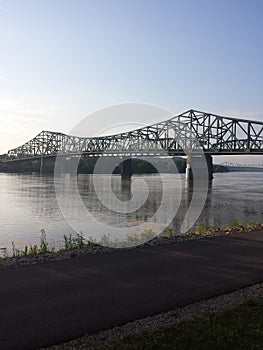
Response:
[0, 222, 262, 269]
[1, 229, 262, 349]
[41, 281, 263, 350]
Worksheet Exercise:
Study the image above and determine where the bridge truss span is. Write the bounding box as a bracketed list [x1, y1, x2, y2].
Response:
[3, 109, 263, 161]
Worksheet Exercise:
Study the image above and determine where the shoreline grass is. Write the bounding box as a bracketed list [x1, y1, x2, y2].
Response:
[0, 220, 262, 260]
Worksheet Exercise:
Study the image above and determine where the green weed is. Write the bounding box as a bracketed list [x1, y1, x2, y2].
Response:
[167, 227, 173, 238]
[229, 218, 241, 229]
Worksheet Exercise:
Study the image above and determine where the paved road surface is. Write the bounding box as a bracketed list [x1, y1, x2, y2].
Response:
[0, 231, 262, 350]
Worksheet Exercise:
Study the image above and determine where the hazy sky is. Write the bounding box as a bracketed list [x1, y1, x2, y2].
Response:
[0, 0, 262, 164]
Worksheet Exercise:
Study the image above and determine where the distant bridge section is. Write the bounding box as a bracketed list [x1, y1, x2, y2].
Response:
[3, 109, 263, 161]
[221, 162, 263, 168]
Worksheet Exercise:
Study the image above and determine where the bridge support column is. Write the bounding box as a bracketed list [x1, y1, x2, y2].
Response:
[186, 153, 213, 183]
[121, 157, 132, 180]
[206, 154, 213, 181]
[40, 157, 44, 174]
[39, 157, 56, 174]
[186, 156, 192, 182]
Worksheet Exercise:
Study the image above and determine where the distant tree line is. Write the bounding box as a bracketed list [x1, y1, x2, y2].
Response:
[0, 155, 229, 174]
[78, 157, 186, 174]
[77, 157, 228, 174]
[213, 164, 228, 173]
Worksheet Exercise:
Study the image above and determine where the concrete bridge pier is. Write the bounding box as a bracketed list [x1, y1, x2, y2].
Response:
[206, 154, 213, 181]
[186, 153, 213, 183]
[121, 157, 132, 180]
[39, 157, 56, 174]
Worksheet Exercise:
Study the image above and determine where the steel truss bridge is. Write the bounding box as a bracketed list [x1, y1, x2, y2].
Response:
[2, 109, 263, 161]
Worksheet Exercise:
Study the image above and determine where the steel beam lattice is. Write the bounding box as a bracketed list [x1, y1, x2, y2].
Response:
[3, 109, 263, 161]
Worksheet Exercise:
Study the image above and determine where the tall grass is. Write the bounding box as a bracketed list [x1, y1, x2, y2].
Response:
[0, 220, 261, 259]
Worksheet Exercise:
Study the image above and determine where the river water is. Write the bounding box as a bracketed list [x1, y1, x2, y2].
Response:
[0, 172, 262, 250]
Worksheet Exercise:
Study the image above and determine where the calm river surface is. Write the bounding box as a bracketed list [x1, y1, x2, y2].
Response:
[0, 172, 262, 250]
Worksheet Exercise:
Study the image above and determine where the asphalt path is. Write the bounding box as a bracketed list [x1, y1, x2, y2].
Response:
[0, 230, 263, 350]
